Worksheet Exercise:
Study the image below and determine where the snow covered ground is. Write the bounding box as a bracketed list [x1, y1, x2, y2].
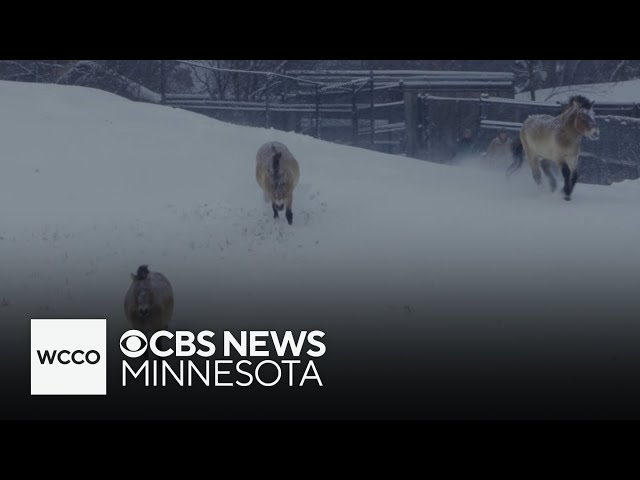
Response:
[2, 79, 640, 369]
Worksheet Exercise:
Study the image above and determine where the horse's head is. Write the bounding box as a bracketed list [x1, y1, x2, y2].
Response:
[568, 95, 600, 141]
[130, 265, 155, 318]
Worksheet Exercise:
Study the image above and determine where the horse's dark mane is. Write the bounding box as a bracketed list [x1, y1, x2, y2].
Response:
[559, 95, 594, 115]
[135, 265, 150, 281]
[567, 95, 593, 109]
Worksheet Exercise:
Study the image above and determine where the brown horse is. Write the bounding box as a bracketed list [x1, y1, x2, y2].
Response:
[124, 265, 174, 353]
[506, 95, 600, 201]
[256, 141, 300, 225]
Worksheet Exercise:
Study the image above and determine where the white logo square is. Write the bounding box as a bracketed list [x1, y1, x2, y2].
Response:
[31, 319, 107, 395]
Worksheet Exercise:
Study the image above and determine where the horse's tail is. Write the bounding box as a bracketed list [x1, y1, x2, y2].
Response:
[506, 139, 525, 179]
[271, 144, 282, 178]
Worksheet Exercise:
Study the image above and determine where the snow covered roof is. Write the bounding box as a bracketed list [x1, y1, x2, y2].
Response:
[516, 79, 640, 104]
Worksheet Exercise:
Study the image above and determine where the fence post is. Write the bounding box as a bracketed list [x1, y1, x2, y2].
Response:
[315, 84, 321, 139]
[398, 80, 406, 155]
[404, 89, 418, 158]
[159, 60, 166, 104]
[369, 70, 375, 148]
[416, 94, 424, 156]
[388, 90, 395, 154]
[265, 74, 271, 129]
[479, 93, 489, 130]
[423, 94, 431, 160]
[351, 83, 358, 146]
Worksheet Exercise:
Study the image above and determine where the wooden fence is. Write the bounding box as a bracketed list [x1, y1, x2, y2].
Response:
[160, 62, 515, 154]
[415, 94, 640, 184]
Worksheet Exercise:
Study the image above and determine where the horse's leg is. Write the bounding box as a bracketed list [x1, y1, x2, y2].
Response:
[561, 156, 579, 201]
[285, 195, 293, 225]
[540, 159, 557, 193]
[522, 142, 542, 186]
[560, 162, 573, 200]
[561, 163, 571, 200]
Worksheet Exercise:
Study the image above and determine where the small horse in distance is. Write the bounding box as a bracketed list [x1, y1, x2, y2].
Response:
[507, 95, 600, 201]
[256, 141, 300, 225]
[124, 265, 174, 356]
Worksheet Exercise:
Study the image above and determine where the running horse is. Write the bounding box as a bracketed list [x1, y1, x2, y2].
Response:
[507, 95, 600, 201]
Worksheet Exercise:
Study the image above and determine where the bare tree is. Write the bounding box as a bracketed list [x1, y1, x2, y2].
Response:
[182, 60, 300, 101]
[56, 61, 162, 103]
[0, 60, 70, 83]
[513, 60, 548, 100]
[609, 60, 630, 82]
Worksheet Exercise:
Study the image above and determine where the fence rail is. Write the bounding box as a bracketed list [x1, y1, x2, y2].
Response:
[418, 94, 640, 184]
[159, 62, 522, 155]
[9, 60, 633, 183]
[161, 62, 640, 177]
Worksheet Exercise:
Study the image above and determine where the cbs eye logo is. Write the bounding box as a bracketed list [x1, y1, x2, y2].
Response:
[120, 330, 148, 358]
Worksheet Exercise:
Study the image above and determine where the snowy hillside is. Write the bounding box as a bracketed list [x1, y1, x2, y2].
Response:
[2, 79, 640, 362]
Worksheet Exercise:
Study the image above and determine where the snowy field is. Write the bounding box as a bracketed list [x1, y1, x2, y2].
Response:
[2, 79, 640, 370]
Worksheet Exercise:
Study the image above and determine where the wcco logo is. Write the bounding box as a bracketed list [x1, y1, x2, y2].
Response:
[37, 349, 101, 365]
[30, 319, 107, 396]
